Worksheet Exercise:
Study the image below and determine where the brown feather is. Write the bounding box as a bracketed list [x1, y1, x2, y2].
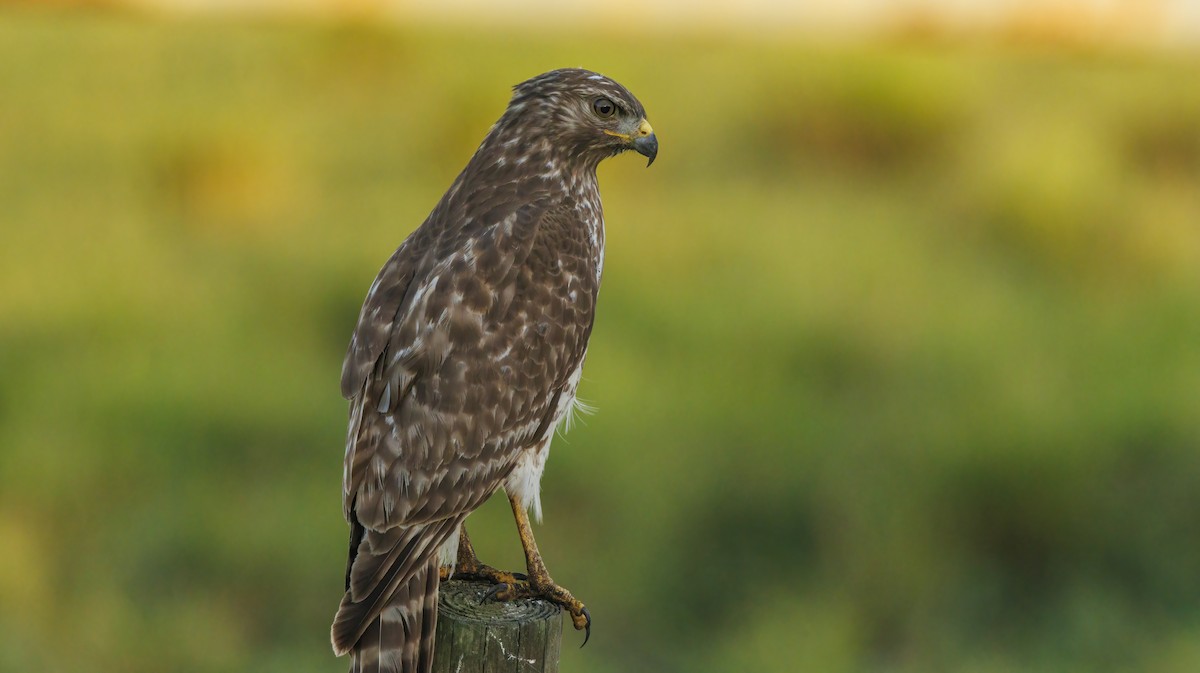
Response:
[332, 516, 461, 657]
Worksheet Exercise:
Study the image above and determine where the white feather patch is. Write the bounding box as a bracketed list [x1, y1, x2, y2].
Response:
[559, 395, 597, 435]
[505, 443, 549, 523]
[438, 525, 460, 572]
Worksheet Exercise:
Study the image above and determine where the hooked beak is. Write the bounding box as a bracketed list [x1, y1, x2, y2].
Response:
[632, 119, 657, 166]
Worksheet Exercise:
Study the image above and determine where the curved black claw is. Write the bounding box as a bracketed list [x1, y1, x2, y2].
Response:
[579, 606, 592, 648]
[480, 583, 510, 604]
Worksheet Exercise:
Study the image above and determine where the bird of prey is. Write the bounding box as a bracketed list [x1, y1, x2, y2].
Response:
[330, 68, 657, 673]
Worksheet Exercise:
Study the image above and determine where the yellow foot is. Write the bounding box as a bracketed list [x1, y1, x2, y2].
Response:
[483, 579, 591, 646]
[452, 561, 527, 587]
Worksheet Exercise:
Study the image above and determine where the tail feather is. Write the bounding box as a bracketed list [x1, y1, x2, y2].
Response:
[348, 559, 438, 673]
[332, 517, 461, 673]
[416, 558, 440, 671]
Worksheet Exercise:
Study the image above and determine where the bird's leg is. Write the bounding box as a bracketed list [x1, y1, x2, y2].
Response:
[483, 493, 592, 644]
[449, 523, 526, 584]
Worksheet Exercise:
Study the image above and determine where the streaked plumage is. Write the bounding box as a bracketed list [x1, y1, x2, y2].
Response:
[331, 68, 656, 673]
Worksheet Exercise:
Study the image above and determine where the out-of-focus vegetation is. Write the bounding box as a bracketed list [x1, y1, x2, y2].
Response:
[2, 8, 1200, 673]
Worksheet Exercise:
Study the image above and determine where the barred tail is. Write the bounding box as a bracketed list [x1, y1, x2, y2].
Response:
[341, 558, 440, 673]
[332, 517, 460, 673]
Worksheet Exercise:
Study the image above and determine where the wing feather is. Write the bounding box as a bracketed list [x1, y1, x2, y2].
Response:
[335, 192, 601, 665]
[341, 193, 557, 530]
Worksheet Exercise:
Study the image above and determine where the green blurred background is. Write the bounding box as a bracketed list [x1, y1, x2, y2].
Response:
[2, 5, 1200, 672]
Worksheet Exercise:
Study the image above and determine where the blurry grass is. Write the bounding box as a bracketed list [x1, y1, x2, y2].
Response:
[2, 8, 1200, 673]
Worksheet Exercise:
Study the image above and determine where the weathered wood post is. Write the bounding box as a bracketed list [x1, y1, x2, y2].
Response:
[433, 580, 563, 673]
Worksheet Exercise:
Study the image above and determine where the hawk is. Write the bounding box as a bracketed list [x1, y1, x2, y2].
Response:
[330, 69, 657, 673]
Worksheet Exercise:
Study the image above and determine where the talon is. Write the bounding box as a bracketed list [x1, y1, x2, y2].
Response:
[579, 607, 591, 647]
[492, 493, 592, 646]
[481, 583, 510, 604]
[454, 566, 522, 586]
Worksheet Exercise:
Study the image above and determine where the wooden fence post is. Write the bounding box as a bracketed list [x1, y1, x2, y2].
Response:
[433, 580, 563, 673]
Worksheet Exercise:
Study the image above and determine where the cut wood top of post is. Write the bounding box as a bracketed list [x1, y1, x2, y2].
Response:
[439, 580, 562, 624]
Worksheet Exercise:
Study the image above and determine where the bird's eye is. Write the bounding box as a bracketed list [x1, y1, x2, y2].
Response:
[592, 97, 616, 118]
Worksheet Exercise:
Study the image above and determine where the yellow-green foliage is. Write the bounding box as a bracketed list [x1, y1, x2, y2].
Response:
[2, 10, 1199, 673]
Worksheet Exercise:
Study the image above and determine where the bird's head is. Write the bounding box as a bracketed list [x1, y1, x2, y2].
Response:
[505, 68, 657, 167]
